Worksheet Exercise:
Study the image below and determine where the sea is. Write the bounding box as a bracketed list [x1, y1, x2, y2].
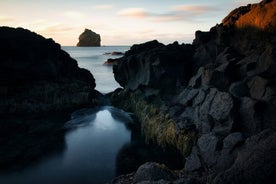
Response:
[62, 46, 130, 94]
[0, 46, 183, 184]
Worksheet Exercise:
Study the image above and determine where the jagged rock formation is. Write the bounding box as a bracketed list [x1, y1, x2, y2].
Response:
[114, 40, 194, 92]
[77, 28, 101, 47]
[111, 0, 276, 183]
[0, 27, 99, 114]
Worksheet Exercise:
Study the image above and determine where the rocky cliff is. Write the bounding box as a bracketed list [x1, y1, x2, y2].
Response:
[77, 28, 101, 47]
[0, 27, 99, 114]
[111, 0, 276, 183]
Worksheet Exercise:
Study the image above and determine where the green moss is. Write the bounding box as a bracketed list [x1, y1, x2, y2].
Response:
[111, 89, 197, 156]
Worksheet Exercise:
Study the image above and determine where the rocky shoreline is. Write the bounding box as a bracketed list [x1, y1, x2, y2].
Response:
[0, 0, 275, 183]
[110, 0, 276, 183]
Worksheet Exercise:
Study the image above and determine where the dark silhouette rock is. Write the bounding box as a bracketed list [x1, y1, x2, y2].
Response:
[198, 133, 219, 167]
[0, 26, 98, 114]
[77, 28, 101, 47]
[185, 146, 201, 172]
[134, 162, 175, 183]
[229, 81, 248, 98]
[113, 40, 195, 92]
[104, 52, 124, 56]
[247, 76, 268, 100]
[0, 113, 69, 171]
[209, 91, 233, 122]
[104, 58, 119, 65]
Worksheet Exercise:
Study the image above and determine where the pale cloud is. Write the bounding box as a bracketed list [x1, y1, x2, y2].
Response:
[41, 24, 75, 33]
[117, 5, 217, 23]
[93, 4, 114, 10]
[63, 11, 85, 19]
[173, 5, 217, 14]
[0, 16, 14, 23]
[152, 14, 184, 22]
[118, 8, 149, 18]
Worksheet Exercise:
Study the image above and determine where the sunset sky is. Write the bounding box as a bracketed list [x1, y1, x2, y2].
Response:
[0, 0, 260, 46]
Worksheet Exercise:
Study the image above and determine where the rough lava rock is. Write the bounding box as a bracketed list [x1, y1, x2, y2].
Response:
[0, 26, 99, 114]
[76, 28, 101, 47]
[113, 40, 195, 93]
[110, 0, 276, 183]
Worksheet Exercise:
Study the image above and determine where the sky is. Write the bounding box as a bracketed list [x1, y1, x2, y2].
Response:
[0, 0, 260, 46]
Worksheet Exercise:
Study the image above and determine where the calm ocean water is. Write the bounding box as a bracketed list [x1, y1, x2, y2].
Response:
[62, 46, 130, 94]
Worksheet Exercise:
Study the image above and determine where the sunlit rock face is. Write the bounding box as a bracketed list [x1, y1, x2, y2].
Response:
[0, 27, 98, 114]
[222, 0, 276, 33]
[77, 28, 101, 47]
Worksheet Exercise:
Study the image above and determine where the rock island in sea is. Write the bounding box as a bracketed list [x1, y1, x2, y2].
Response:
[77, 28, 101, 47]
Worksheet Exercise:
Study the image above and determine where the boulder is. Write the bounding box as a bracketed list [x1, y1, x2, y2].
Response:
[185, 146, 202, 172]
[134, 162, 175, 183]
[238, 97, 260, 136]
[76, 28, 101, 47]
[247, 76, 268, 100]
[198, 133, 219, 167]
[0, 27, 98, 114]
[216, 132, 244, 171]
[198, 88, 217, 133]
[209, 91, 233, 122]
[229, 81, 248, 98]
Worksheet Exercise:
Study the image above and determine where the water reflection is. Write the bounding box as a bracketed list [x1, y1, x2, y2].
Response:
[61, 107, 131, 184]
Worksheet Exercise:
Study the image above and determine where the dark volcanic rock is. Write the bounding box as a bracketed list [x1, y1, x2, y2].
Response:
[0, 27, 98, 114]
[213, 130, 276, 184]
[104, 58, 120, 65]
[185, 146, 201, 172]
[113, 40, 195, 92]
[134, 162, 175, 183]
[77, 28, 101, 47]
[110, 0, 276, 183]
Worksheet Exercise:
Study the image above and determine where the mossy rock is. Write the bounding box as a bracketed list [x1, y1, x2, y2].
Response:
[111, 89, 197, 156]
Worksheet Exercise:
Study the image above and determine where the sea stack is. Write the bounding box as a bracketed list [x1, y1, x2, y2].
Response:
[77, 28, 101, 47]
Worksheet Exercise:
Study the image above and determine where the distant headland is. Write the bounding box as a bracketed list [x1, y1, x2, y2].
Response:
[77, 28, 101, 47]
